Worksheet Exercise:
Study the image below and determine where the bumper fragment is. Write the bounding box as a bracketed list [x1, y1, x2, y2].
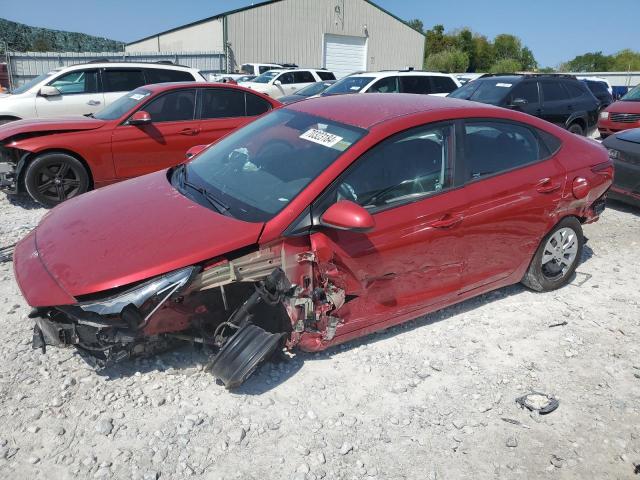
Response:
[0, 161, 17, 193]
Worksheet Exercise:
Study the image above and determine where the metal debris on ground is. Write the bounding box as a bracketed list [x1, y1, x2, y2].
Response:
[0, 243, 14, 263]
[516, 392, 559, 415]
[548, 321, 568, 328]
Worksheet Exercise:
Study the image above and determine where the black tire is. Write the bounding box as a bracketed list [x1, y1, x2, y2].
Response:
[521, 217, 584, 292]
[24, 152, 90, 207]
[568, 122, 584, 136]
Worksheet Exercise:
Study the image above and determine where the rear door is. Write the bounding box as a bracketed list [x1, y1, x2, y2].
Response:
[429, 76, 459, 97]
[110, 88, 199, 178]
[34, 68, 104, 117]
[198, 88, 273, 144]
[540, 80, 571, 127]
[102, 68, 147, 106]
[309, 122, 466, 338]
[365, 76, 399, 94]
[456, 119, 566, 292]
[399, 75, 432, 95]
[290, 71, 317, 94]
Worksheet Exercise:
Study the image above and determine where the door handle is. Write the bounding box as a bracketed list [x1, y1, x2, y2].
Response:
[536, 178, 561, 193]
[179, 128, 200, 136]
[429, 214, 464, 228]
[87, 100, 101, 106]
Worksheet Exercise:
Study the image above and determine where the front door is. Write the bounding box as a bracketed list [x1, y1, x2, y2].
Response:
[111, 89, 199, 179]
[456, 119, 566, 292]
[310, 122, 465, 338]
[34, 69, 104, 117]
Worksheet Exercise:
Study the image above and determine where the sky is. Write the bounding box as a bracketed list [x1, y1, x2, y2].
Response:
[1, 0, 637, 67]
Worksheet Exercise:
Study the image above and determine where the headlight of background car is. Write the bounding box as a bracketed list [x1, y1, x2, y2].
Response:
[600, 111, 609, 120]
[607, 148, 620, 160]
[78, 266, 196, 316]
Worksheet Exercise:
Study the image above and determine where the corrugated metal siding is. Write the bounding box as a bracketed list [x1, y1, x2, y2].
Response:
[226, 0, 424, 73]
[127, 18, 224, 53]
[7, 51, 226, 87]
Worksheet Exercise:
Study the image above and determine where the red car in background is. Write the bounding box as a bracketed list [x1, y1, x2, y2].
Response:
[14, 94, 612, 388]
[0, 83, 280, 206]
[598, 84, 640, 138]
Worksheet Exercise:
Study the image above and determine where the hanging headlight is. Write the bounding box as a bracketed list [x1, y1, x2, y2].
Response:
[78, 266, 196, 316]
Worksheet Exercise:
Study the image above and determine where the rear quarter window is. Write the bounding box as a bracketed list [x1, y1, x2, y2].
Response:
[430, 76, 458, 94]
[144, 69, 195, 83]
[317, 71, 336, 80]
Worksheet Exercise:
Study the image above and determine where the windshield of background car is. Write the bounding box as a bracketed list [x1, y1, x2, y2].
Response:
[93, 88, 152, 120]
[621, 85, 640, 101]
[448, 79, 514, 104]
[252, 71, 280, 84]
[184, 109, 366, 222]
[322, 76, 375, 95]
[297, 81, 333, 97]
[10, 71, 56, 94]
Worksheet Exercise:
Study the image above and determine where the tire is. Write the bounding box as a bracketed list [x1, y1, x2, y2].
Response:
[568, 122, 584, 136]
[24, 152, 90, 207]
[521, 217, 584, 292]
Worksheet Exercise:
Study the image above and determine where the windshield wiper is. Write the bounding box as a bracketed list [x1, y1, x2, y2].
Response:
[176, 165, 231, 216]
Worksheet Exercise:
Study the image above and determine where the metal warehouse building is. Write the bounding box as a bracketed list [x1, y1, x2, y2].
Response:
[126, 0, 425, 78]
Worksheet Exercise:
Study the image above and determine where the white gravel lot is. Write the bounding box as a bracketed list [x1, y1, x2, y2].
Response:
[0, 192, 639, 480]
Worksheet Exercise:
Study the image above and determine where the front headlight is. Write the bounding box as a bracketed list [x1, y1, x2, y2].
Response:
[607, 148, 620, 160]
[78, 266, 196, 316]
[600, 111, 609, 120]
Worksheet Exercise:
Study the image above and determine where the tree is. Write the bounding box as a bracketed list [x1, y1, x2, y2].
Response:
[562, 51, 614, 72]
[406, 19, 424, 34]
[520, 47, 537, 71]
[456, 29, 476, 71]
[473, 35, 494, 71]
[426, 48, 469, 73]
[612, 49, 640, 71]
[493, 34, 522, 61]
[425, 25, 452, 56]
[489, 58, 521, 74]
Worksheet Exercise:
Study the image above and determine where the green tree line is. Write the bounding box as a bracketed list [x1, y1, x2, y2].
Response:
[406, 20, 537, 73]
[0, 18, 124, 53]
[559, 50, 640, 72]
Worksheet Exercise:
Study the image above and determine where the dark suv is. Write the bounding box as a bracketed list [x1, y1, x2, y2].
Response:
[449, 74, 600, 136]
[581, 79, 614, 110]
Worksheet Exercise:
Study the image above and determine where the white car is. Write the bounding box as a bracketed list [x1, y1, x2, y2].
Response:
[242, 69, 336, 99]
[0, 62, 206, 124]
[240, 63, 284, 76]
[320, 70, 462, 98]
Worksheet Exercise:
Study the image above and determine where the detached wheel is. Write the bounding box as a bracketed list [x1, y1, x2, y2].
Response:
[568, 123, 584, 136]
[24, 152, 90, 207]
[522, 217, 584, 292]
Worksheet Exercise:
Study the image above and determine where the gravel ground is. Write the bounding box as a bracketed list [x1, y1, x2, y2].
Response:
[0, 192, 639, 480]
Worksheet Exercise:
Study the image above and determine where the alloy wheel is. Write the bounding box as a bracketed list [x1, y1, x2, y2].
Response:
[541, 227, 579, 279]
[34, 162, 82, 203]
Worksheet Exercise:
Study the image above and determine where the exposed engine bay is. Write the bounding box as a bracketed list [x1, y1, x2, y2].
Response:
[29, 242, 345, 388]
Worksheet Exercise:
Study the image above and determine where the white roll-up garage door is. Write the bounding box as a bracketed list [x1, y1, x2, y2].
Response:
[323, 34, 367, 79]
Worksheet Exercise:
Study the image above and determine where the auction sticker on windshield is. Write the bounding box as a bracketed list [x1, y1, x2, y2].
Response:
[300, 128, 343, 148]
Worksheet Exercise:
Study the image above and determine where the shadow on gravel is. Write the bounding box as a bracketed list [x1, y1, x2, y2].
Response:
[606, 198, 640, 217]
[6, 193, 45, 210]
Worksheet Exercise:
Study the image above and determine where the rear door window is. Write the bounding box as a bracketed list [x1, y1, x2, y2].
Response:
[462, 120, 545, 181]
[368, 76, 399, 93]
[293, 71, 315, 83]
[277, 72, 295, 85]
[144, 68, 195, 83]
[103, 69, 146, 93]
[400, 76, 432, 94]
[430, 76, 458, 94]
[201, 88, 245, 118]
[508, 81, 539, 104]
[541, 82, 569, 102]
[142, 89, 196, 123]
[563, 82, 587, 99]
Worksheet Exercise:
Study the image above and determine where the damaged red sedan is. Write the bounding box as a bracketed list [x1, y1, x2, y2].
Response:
[13, 94, 612, 388]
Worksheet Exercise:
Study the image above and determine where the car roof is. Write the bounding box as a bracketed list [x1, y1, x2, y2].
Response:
[137, 82, 275, 95]
[285, 93, 494, 129]
[61, 62, 198, 71]
[348, 70, 456, 79]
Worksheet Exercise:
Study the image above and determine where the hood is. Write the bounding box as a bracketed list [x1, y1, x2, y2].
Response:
[278, 94, 305, 104]
[605, 100, 640, 114]
[32, 170, 264, 298]
[616, 128, 640, 144]
[242, 82, 270, 91]
[0, 116, 106, 142]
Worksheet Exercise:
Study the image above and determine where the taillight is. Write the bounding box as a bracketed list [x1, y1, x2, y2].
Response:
[591, 161, 614, 180]
[572, 177, 590, 199]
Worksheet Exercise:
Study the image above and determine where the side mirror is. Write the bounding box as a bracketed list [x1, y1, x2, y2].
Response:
[185, 144, 208, 159]
[129, 110, 152, 126]
[274, 80, 282, 86]
[320, 200, 375, 232]
[510, 98, 528, 108]
[39, 85, 61, 97]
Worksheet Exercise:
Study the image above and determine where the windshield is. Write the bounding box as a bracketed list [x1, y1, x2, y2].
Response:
[296, 81, 334, 97]
[93, 88, 152, 120]
[179, 109, 366, 222]
[10, 71, 56, 95]
[322, 76, 374, 96]
[251, 71, 280, 84]
[621, 85, 640, 101]
[448, 79, 513, 105]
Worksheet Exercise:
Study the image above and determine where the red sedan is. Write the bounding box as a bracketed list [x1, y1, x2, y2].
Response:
[0, 83, 280, 206]
[14, 94, 612, 388]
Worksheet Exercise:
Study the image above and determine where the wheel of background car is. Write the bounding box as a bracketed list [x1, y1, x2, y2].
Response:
[521, 216, 584, 292]
[568, 123, 584, 136]
[24, 152, 90, 208]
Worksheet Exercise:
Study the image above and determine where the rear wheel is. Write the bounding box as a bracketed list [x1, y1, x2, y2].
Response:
[521, 217, 584, 292]
[24, 152, 90, 207]
[568, 123, 584, 136]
